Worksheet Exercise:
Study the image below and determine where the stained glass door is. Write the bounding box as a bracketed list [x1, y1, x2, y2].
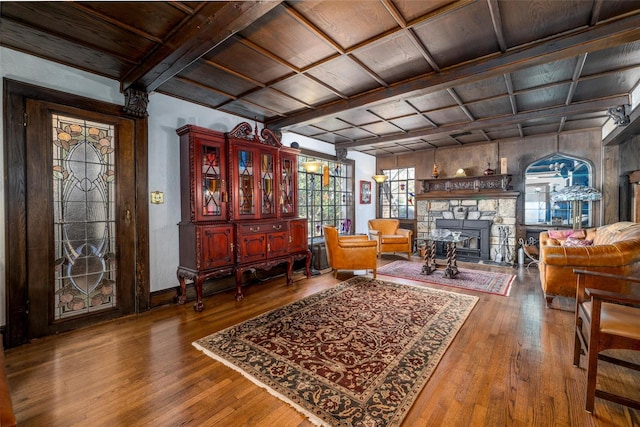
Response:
[25, 100, 137, 337]
[52, 114, 118, 318]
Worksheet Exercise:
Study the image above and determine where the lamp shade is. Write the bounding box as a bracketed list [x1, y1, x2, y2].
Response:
[301, 161, 322, 173]
[372, 174, 388, 183]
[550, 185, 602, 202]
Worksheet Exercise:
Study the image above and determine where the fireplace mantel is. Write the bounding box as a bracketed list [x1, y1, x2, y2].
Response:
[417, 174, 518, 199]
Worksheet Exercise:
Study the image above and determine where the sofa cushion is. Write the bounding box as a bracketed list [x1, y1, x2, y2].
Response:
[593, 222, 640, 245]
[380, 235, 407, 244]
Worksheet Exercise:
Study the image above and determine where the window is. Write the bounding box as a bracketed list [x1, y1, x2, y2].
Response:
[299, 154, 354, 240]
[379, 168, 415, 219]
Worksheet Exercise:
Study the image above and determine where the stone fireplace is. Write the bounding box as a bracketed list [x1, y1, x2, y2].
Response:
[416, 175, 519, 265]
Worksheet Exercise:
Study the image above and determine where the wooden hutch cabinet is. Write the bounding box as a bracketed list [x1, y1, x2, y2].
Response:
[176, 122, 310, 311]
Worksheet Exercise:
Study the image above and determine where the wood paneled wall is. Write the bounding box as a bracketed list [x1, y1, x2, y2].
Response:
[376, 130, 613, 227]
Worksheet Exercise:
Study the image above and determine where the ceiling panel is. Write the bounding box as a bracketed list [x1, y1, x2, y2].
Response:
[179, 63, 257, 98]
[239, 5, 336, 69]
[499, 0, 593, 48]
[466, 97, 513, 120]
[516, 83, 571, 111]
[157, 78, 232, 109]
[290, 0, 398, 49]
[307, 55, 382, 96]
[360, 121, 403, 136]
[270, 75, 340, 106]
[425, 106, 470, 126]
[352, 32, 432, 83]
[412, 1, 498, 68]
[389, 115, 434, 131]
[454, 75, 509, 102]
[205, 37, 292, 84]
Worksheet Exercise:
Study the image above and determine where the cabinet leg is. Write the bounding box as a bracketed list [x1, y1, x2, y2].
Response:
[193, 277, 204, 312]
[304, 249, 312, 278]
[235, 269, 244, 301]
[177, 274, 187, 305]
[286, 259, 293, 285]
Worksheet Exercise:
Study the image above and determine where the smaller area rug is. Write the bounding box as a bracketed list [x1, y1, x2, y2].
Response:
[193, 276, 478, 427]
[377, 260, 514, 296]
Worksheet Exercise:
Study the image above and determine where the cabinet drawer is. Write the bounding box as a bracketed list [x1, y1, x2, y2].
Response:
[239, 222, 286, 235]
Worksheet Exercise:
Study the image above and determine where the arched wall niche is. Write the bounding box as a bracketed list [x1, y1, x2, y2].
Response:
[524, 153, 595, 227]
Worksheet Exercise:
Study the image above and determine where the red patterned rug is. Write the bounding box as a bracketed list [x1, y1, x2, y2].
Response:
[377, 260, 514, 296]
[193, 276, 478, 426]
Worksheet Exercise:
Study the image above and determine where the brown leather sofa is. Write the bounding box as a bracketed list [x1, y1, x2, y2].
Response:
[323, 225, 377, 278]
[367, 219, 413, 259]
[538, 221, 640, 307]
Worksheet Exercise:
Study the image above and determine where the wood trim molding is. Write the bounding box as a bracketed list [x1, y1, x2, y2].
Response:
[630, 170, 640, 223]
[417, 174, 518, 199]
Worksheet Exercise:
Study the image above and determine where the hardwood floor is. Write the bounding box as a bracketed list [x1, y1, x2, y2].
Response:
[4, 257, 640, 426]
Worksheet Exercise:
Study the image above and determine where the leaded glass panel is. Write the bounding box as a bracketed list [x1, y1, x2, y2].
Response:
[52, 114, 116, 319]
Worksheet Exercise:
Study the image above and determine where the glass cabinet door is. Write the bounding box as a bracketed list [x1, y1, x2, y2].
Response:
[238, 149, 255, 217]
[260, 151, 276, 218]
[280, 151, 297, 217]
[200, 144, 223, 218]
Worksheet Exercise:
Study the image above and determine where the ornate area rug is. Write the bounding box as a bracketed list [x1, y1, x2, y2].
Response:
[193, 276, 478, 426]
[377, 260, 514, 296]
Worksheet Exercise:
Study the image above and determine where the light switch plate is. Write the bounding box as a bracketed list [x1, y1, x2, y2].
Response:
[150, 191, 164, 204]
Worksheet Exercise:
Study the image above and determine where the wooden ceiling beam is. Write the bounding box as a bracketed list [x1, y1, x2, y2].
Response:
[335, 95, 629, 149]
[121, 1, 281, 93]
[267, 14, 640, 130]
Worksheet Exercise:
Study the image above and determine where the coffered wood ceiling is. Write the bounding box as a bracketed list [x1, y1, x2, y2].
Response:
[2, 1, 640, 155]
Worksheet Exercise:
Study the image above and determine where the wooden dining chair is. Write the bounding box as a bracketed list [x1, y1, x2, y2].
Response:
[572, 269, 640, 413]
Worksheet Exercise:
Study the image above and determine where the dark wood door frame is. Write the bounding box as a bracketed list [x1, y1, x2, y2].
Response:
[3, 78, 150, 348]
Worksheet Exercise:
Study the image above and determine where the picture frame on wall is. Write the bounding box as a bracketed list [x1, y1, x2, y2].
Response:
[360, 180, 371, 204]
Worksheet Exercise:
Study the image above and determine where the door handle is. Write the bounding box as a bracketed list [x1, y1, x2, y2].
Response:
[124, 203, 132, 227]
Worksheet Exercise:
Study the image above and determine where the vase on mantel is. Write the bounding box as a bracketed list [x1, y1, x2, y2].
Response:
[484, 162, 495, 175]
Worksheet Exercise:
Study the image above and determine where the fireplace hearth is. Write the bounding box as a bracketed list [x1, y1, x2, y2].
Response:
[435, 219, 491, 262]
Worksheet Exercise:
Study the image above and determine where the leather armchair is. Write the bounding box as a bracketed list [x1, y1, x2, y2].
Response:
[367, 219, 413, 259]
[539, 222, 640, 307]
[323, 225, 377, 279]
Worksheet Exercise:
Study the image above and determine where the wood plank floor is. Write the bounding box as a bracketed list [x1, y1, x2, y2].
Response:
[4, 257, 640, 426]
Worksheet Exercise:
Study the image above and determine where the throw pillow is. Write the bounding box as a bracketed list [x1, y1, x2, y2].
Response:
[547, 229, 586, 240]
[563, 237, 593, 247]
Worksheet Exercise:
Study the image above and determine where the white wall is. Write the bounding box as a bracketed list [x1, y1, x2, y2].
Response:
[0, 48, 377, 324]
